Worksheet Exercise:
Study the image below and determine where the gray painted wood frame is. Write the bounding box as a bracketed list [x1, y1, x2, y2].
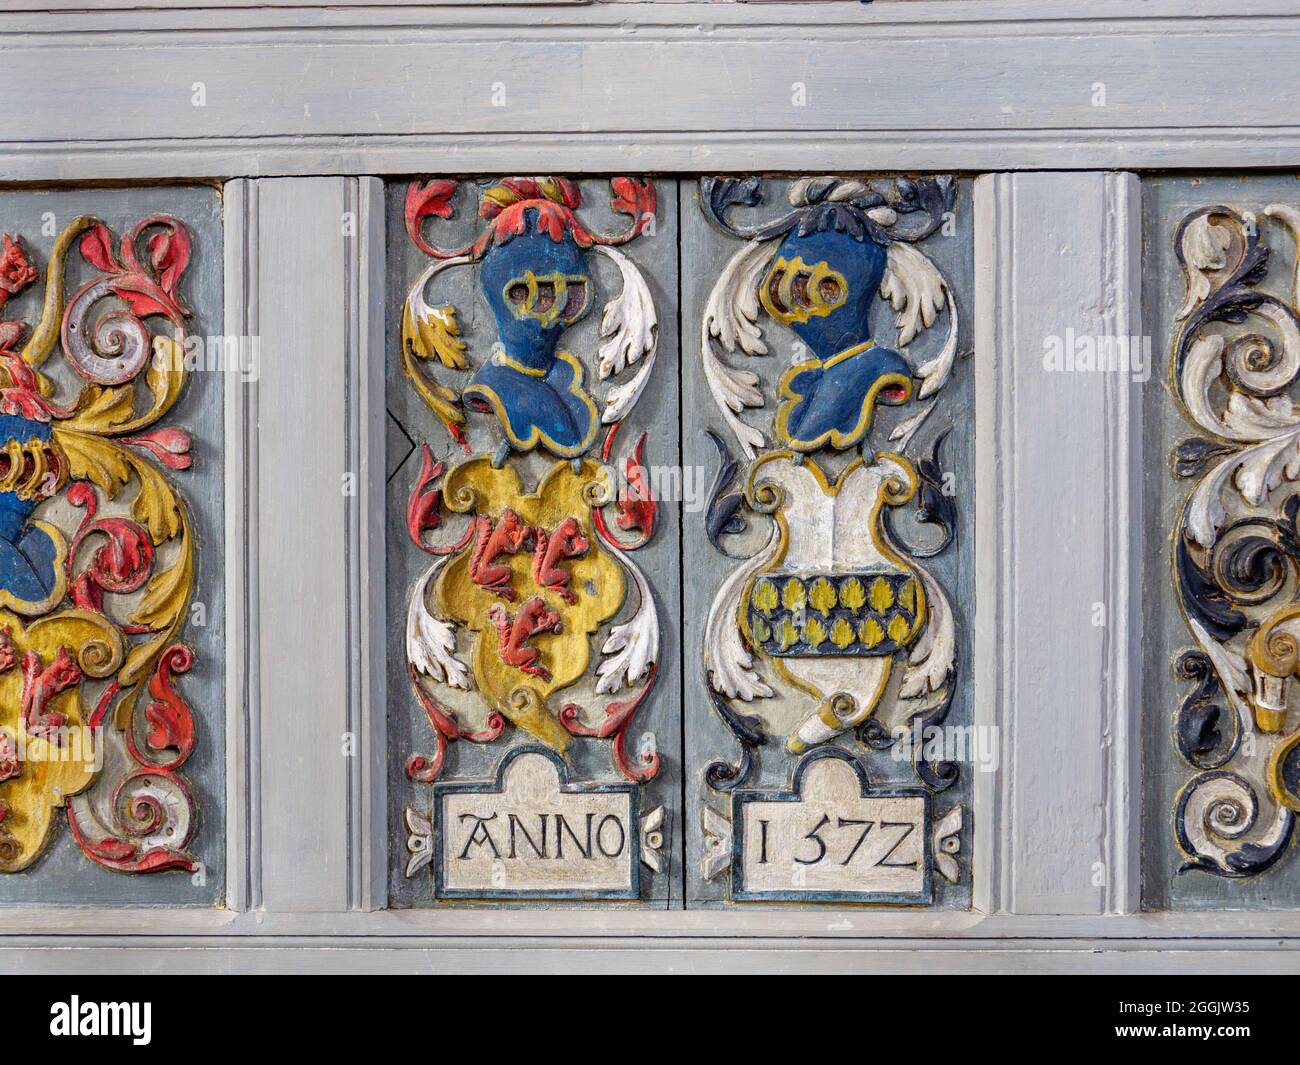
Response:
[240, 176, 388, 913]
[4, 2, 1300, 179]
[0, 0, 1298, 972]
[973, 172, 1143, 917]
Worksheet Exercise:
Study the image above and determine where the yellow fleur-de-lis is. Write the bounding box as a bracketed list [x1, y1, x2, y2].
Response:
[804, 616, 827, 648]
[859, 616, 884, 648]
[830, 616, 855, 649]
[782, 578, 806, 612]
[777, 616, 800, 652]
[869, 576, 895, 613]
[752, 578, 779, 615]
[751, 615, 771, 644]
[840, 577, 865, 610]
[888, 612, 911, 645]
[898, 577, 917, 613]
[808, 577, 837, 614]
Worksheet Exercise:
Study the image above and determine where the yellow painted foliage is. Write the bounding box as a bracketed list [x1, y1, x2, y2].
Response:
[808, 576, 837, 614]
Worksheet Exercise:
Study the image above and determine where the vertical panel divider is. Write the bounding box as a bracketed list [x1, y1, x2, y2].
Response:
[254, 178, 354, 912]
[675, 180, 689, 907]
[353, 177, 388, 911]
[224, 177, 258, 913]
[973, 172, 1143, 916]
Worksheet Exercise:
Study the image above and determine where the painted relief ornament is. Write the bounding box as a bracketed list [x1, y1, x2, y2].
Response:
[697, 176, 964, 898]
[0, 217, 199, 874]
[1168, 202, 1300, 877]
[399, 177, 663, 789]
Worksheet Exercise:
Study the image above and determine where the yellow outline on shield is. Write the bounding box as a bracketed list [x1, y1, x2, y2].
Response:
[736, 451, 928, 703]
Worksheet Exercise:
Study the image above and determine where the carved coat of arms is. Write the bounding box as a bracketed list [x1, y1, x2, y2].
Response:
[397, 178, 667, 898]
[694, 176, 965, 902]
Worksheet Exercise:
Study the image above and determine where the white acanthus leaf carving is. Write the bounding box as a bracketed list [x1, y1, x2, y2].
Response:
[705, 528, 780, 701]
[701, 238, 778, 458]
[1188, 617, 1254, 736]
[595, 539, 659, 694]
[790, 177, 869, 207]
[1186, 426, 1300, 551]
[1176, 212, 1235, 321]
[887, 399, 936, 447]
[404, 807, 433, 878]
[932, 805, 963, 884]
[700, 804, 733, 881]
[898, 563, 957, 700]
[1267, 203, 1300, 312]
[880, 241, 959, 400]
[1180, 308, 1300, 551]
[594, 245, 658, 424]
[1172, 204, 1300, 876]
[877, 509, 956, 700]
[1185, 450, 1239, 551]
[1185, 318, 1300, 442]
[406, 561, 470, 690]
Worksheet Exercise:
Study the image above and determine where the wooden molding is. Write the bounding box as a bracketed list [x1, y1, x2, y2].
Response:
[973, 172, 1143, 916]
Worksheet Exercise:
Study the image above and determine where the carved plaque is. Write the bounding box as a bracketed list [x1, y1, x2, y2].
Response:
[416, 748, 641, 900]
[729, 751, 944, 903]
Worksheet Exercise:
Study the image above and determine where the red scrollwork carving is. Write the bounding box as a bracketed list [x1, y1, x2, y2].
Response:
[405, 663, 505, 784]
[560, 663, 661, 783]
[123, 644, 196, 773]
[594, 422, 658, 551]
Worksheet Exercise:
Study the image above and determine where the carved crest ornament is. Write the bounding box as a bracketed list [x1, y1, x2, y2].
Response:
[1170, 202, 1300, 878]
[694, 176, 965, 902]
[0, 218, 200, 875]
[397, 178, 665, 899]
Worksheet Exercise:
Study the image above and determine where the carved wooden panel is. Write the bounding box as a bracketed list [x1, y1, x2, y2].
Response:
[386, 177, 680, 905]
[0, 186, 225, 904]
[1144, 175, 1300, 908]
[683, 176, 974, 907]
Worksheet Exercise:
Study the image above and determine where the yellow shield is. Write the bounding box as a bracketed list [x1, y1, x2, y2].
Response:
[436, 457, 625, 750]
[0, 607, 123, 872]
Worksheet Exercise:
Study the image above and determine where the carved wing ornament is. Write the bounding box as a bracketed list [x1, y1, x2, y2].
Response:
[0, 216, 200, 875]
[695, 175, 966, 902]
[398, 177, 663, 790]
[1169, 203, 1300, 877]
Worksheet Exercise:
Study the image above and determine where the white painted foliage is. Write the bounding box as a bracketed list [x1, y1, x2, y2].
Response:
[880, 241, 958, 400]
[595, 540, 659, 694]
[594, 244, 659, 424]
[405, 563, 470, 690]
[701, 238, 778, 457]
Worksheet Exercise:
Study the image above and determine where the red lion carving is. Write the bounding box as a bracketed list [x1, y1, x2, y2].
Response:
[19, 646, 81, 741]
[532, 516, 589, 604]
[488, 596, 563, 682]
[469, 510, 532, 601]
